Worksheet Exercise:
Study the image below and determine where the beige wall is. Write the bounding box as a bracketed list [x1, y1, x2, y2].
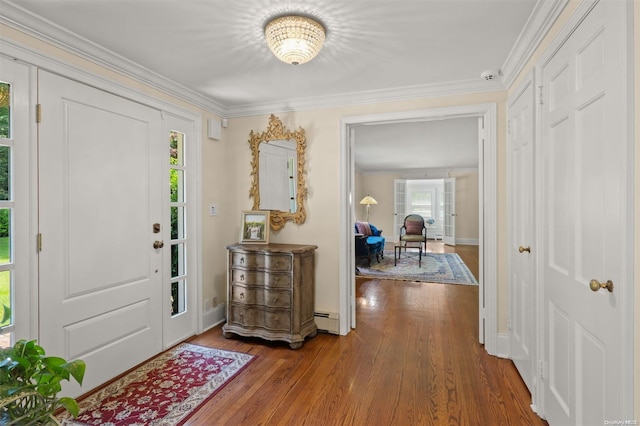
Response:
[356, 172, 398, 235]
[226, 94, 507, 317]
[450, 170, 479, 241]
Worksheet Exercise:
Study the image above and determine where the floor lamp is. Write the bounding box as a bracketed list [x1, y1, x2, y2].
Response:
[359, 195, 377, 222]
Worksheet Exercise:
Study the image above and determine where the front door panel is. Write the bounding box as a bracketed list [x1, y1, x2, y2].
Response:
[38, 71, 163, 396]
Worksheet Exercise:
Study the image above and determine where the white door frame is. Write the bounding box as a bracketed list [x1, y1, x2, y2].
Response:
[339, 103, 499, 355]
[0, 38, 204, 340]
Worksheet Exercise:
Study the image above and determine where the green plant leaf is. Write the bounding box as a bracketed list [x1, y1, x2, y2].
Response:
[57, 396, 80, 418]
[64, 359, 86, 385]
[0, 304, 10, 324]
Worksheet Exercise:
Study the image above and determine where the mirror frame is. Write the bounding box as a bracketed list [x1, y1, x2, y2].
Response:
[249, 114, 307, 230]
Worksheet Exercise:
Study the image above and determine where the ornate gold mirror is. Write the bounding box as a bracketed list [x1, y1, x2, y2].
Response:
[249, 114, 307, 230]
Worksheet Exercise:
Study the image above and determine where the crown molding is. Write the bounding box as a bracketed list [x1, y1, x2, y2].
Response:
[0, 0, 227, 116]
[0, 0, 562, 118]
[224, 78, 505, 118]
[500, 0, 569, 89]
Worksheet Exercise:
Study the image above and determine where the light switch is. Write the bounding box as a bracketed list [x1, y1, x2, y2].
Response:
[209, 203, 219, 216]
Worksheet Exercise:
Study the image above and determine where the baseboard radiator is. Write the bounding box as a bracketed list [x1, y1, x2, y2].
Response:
[314, 311, 340, 335]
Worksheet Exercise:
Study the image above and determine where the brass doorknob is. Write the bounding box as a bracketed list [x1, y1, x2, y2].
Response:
[153, 240, 164, 249]
[589, 279, 614, 293]
[518, 246, 531, 253]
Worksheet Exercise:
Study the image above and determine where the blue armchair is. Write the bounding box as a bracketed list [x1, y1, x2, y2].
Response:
[354, 221, 385, 264]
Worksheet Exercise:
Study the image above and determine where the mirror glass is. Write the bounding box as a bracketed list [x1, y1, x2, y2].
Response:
[249, 115, 307, 230]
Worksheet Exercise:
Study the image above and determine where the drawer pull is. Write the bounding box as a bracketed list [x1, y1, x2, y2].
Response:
[239, 273, 245, 282]
[239, 256, 245, 264]
[240, 292, 245, 300]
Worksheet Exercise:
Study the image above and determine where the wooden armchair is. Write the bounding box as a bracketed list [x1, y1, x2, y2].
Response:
[399, 214, 427, 254]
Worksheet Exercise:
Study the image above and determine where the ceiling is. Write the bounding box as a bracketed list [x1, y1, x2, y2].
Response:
[0, 0, 561, 171]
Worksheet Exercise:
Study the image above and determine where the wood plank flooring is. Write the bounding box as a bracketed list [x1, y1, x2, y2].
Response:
[181, 243, 547, 425]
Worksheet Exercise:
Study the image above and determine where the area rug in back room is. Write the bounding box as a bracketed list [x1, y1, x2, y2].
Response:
[357, 251, 478, 285]
[59, 343, 255, 426]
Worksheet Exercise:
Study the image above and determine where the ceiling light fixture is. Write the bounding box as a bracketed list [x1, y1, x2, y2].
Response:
[265, 15, 325, 65]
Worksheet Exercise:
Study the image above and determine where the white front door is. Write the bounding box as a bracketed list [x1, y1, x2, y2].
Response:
[442, 177, 456, 246]
[541, 1, 631, 423]
[507, 73, 536, 396]
[38, 70, 163, 396]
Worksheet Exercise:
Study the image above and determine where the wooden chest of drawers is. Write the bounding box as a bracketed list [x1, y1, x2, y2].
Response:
[222, 243, 318, 349]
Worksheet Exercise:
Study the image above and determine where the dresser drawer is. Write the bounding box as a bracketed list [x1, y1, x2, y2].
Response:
[228, 305, 291, 332]
[230, 252, 292, 271]
[229, 268, 292, 288]
[230, 285, 291, 308]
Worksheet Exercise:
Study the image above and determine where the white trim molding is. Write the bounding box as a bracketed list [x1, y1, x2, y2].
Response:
[1, 0, 567, 119]
[340, 104, 499, 355]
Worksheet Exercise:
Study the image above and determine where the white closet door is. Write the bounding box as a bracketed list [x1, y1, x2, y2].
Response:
[507, 73, 536, 396]
[541, 1, 630, 423]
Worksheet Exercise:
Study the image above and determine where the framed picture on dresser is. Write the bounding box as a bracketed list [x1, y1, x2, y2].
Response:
[240, 210, 270, 244]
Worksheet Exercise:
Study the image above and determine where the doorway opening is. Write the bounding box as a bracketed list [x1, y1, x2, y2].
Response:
[339, 103, 498, 355]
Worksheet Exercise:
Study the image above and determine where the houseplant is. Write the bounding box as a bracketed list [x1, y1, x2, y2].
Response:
[0, 305, 86, 425]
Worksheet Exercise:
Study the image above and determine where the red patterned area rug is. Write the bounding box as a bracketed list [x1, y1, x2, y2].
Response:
[60, 343, 255, 426]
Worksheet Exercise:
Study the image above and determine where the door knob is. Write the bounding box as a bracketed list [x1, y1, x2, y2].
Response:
[153, 240, 164, 249]
[589, 279, 614, 293]
[518, 246, 531, 253]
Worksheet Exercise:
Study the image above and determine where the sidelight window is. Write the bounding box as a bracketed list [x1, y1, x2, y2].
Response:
[169, 131, 187, 316]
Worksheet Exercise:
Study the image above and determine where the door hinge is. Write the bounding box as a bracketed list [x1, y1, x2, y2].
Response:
[537, 86, 543, 105]
[538, 359, 545, 380]
[36, 233, 42, 252]
[36, 104, 42, 123]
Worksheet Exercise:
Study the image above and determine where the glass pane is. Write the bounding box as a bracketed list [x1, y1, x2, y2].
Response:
[0, 146, 9, 201]
[171, 243, 185, 278]
[171, 280, 186, 316]
[0, 82, 10, 139]
[170, 131, 184, 166]
[0, 270, 10, 327]
[170, 169, 184, 203]
[0, 209, 10, 264]
[171, 206, 185, 240]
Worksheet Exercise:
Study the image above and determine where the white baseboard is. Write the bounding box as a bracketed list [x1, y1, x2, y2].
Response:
[202, 304, 226, 332]
[455, 238, 479, 245]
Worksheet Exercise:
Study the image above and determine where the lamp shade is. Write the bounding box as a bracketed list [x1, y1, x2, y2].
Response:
[265, 15, 325, 65]
[359, 195, 378, 205]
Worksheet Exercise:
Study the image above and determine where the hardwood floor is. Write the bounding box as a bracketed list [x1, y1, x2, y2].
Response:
[181, 243, 546, 425]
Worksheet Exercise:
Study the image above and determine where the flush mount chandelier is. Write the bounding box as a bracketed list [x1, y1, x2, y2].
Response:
[264, 15, 325, 65]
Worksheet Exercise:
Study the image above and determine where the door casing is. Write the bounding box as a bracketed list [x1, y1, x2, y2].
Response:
[340, 104, 499, 355]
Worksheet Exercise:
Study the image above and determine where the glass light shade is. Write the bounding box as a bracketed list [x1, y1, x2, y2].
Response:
[360, 195, 378, 205]
[265, 16, 325, 65]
